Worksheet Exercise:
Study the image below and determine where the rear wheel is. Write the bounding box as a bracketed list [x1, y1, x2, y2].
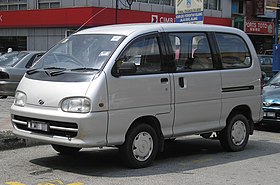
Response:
[219, 113, 249, 152]
[119, 123, 158, 168]
[51, 144, 81, 155]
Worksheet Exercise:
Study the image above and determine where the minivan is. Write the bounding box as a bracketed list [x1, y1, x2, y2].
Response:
[10, 23, 263, 168]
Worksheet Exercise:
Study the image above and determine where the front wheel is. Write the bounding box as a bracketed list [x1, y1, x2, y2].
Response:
[51, 144, 81, 155]
[219, 113, 250, 152]
[119, 123, 158, 168]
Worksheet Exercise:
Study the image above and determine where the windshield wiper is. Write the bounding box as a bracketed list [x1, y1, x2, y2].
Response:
[71, 67, 99, 72]
[44, 67, 66, 76]
[26, 68, 39, 75]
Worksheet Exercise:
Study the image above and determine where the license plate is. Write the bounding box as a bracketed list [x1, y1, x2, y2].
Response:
[27, 120, 49, 132]
[265, 112, 276, 118]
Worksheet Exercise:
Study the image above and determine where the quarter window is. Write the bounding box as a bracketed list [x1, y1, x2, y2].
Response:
[215, 33, 251, 69]
[117, 36, 162, 75]
[168, 32, 215, 72]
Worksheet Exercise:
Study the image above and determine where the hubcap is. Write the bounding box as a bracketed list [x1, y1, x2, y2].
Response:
[132, 132, 153, 162]
[231, 120, 246, 146]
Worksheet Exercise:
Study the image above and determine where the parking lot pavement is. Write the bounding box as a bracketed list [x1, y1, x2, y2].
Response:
[0, 97, 35, 150]
[0, 97, 13, 131]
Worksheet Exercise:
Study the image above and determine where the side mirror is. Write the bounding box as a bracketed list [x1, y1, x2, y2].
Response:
[118, 62, 137, 76]
[264, 77, 270, 82]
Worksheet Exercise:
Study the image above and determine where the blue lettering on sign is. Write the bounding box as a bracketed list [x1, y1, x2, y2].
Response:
[175, 11, 204, 23]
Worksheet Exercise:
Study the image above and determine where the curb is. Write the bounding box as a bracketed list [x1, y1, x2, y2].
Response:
[0, 130, 42, 151]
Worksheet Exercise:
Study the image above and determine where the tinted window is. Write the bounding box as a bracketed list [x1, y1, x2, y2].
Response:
[168, 32, 215, 71]
[258, 55, 272, 65]
[117, 35, 162, 75]
[215, 33, 251, 69]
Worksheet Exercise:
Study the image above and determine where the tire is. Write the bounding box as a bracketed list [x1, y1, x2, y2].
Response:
[51, 144, 81, 155]
[119, 123, 158, 168]
[219, 113, 250, 152]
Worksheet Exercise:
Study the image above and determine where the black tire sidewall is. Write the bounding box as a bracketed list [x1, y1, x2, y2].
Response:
[220, 114, 250, 152]
[120, 123, 158, 168]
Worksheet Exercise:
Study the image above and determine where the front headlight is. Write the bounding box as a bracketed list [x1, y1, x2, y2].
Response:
[14, 91, 27, 107]
[61, 97, 91, 113]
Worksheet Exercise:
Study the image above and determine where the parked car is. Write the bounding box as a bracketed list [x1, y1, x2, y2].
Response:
[262, 72, 280, 125]
[0, 51, 44, 98]
[264, 49, 273, 55]
[258, 54, 273, 77]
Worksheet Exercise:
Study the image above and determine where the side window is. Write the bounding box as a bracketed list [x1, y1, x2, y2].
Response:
[168, 32, 214, 72]
[215, 33, 251, 69]
[117, 36, 162, 75]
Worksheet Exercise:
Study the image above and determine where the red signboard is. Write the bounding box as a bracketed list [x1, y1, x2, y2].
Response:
[0, 7, 233, 28]
[204, 16, 232, 27]
[0, 7, 175, 28]
[245, 21, 274, 35]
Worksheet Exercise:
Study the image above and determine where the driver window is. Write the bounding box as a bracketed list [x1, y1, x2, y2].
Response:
[118, 35, 162, 75]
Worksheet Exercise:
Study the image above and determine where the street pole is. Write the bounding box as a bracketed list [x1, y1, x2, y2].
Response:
[275, 8, 279, 44]
[116, 0, 119, 24]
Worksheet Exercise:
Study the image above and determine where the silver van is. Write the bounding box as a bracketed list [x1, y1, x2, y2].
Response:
[10, 23, 263, 168]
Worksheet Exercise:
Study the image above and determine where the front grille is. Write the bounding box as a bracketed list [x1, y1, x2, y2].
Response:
[12, 115, 78, 138]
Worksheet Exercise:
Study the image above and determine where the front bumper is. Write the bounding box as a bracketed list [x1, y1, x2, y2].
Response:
[262, 106, 280, 124]
[10, 103, 108, 148]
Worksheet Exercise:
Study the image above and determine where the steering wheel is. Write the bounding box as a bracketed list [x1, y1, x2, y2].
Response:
[51, 53, 84, 67]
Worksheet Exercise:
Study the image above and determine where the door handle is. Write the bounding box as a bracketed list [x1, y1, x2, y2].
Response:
[179, 77, 185, 88]
[161, 78, 168, 83]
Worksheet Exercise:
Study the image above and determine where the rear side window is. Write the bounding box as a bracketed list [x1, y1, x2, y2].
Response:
[215, 33, 251, 69]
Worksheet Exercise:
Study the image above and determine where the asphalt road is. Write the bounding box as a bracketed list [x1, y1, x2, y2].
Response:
[1, 128, 280, 185]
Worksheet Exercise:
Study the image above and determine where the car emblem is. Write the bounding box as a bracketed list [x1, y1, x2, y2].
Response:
[264, 102, 271, 106]
[264, 99, 274, 106]
[38, 99, 45, 105]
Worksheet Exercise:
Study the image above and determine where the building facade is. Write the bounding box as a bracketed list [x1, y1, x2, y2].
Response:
[0, 0, 231, 52]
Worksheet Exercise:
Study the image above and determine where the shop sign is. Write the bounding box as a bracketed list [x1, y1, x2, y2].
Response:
[175, 0, 204, 24]
[151, 15, 174, 23]
[245, 21, 274, 35]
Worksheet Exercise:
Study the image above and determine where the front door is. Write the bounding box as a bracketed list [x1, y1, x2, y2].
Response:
[107, 33, 173, 143]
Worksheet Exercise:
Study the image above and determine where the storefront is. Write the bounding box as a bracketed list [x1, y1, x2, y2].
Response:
[0, 6, 232, 52]
[245, 21, 275, 54]
[0, 7, 175, 52]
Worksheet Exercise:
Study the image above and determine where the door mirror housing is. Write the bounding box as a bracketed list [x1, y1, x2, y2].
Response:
[114, 61, 137, 76]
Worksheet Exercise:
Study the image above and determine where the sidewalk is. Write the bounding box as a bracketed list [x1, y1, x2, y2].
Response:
[0, 97, 13, 131]
[0, 97, 38, 150]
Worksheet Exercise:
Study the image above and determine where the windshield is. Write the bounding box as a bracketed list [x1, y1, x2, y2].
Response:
[0, 51, 28, 66]
[267, 72, 280, 86]
[33, 34, 125, 70]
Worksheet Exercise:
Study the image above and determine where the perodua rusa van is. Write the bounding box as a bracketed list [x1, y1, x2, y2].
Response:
[11, 23, 263, 168]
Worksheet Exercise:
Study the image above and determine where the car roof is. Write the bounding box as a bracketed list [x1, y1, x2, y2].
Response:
[75, 23, 245, 36]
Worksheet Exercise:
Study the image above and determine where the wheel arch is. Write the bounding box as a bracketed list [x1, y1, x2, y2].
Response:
[227, 105, 254, 135]
[126, 115, 165, 152]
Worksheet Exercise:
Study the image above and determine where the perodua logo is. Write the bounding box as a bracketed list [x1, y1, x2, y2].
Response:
[38, 99, 45, 105]
[263, 99, 273, 107]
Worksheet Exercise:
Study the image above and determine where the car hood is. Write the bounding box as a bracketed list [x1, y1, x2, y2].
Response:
[263, 85, 280, 98]
[16, 75, 93, 107]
